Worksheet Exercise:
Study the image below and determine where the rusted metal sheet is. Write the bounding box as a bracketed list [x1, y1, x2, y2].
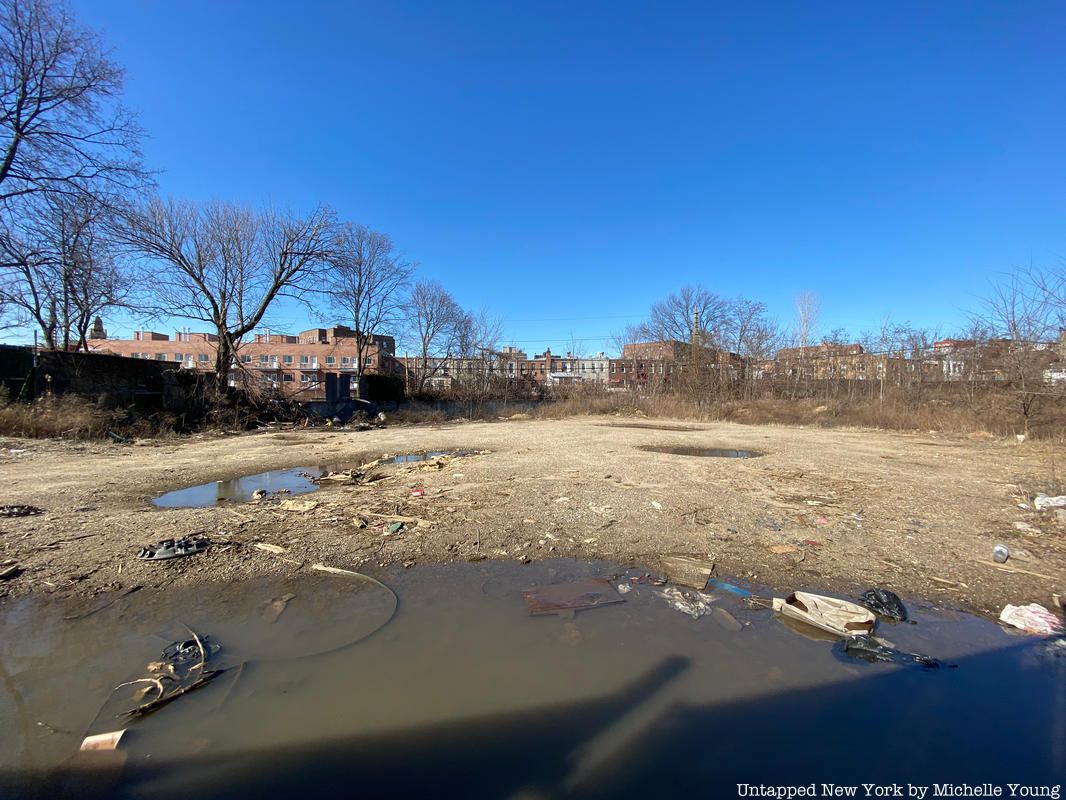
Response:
[522, 578, 624, 616]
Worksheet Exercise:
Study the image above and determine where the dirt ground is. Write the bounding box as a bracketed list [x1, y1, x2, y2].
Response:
[0, 417, 1062, 619]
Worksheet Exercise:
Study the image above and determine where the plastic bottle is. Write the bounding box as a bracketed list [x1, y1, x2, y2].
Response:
[992, 544, 1010, 563]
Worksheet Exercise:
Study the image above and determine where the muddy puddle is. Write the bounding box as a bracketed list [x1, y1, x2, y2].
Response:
[152, 451, 476, 508]
[604, 423, 702, 432]
[151, 467, 326, 508]
[1, 560, 1062, 798]
[637, 444, 763, 458]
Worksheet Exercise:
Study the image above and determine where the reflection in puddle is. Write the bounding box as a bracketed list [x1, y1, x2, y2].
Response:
[152, 451, 477, 508]
[0, 560, 1062, 798]
[152, 467, 325, 508]
[637, 445, 763, 458]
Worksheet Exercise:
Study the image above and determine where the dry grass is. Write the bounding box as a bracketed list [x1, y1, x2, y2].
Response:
[0, 396, 178, 440]
[525, 391, 1066, 440]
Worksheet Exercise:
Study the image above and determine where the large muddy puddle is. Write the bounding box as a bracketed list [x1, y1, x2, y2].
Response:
[152, 451, 476, 508]
[1, 560, 1062, 798]
[637, 444, 763, 458]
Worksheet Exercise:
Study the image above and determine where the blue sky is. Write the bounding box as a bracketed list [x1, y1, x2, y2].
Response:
[63, 0, 1066, 354]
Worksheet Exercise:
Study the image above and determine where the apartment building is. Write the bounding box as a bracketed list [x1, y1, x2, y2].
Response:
[87, 325, 398, 399]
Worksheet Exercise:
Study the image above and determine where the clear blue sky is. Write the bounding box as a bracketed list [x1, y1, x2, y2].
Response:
[68, 0, 1066, 354]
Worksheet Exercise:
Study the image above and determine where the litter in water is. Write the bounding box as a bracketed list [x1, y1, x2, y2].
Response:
[523, 578, 625, 616]
[708, 577, 752, 598]
[660, 554, 714, 590]
[773, 591, 876, 638]
[655, 586, 713, 619]
[80, 730, 126, 752]
[999, 603, 1063, 636]
[117, 628, 225, 718]
[835, 635, 946, 669]
[860, 588, 908, 622]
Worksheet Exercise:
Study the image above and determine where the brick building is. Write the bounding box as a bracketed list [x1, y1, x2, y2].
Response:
[87, 326, 398, 399]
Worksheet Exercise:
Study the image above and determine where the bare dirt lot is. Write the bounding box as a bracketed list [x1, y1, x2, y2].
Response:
[0, 417, 1062, 618]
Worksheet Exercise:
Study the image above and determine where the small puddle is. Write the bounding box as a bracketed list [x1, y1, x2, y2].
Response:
[605, 423, 701, 432]
[152, 467, 326, 508]
[638, 445, 763, 458]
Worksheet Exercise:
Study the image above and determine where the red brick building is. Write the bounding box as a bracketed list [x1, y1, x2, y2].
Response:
[87, 326, 398, 399]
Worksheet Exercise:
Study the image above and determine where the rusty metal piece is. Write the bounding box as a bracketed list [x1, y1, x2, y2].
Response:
[523, 578, 624, 616]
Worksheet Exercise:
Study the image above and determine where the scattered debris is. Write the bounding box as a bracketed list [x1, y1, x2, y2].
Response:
[118, 627, 225, 717]
[769, 544, 798, 555]
[523, 578, 625, 616]
[1033, 495, 1066, 511]
[253, 543, 286, 554]
[262, 593, 296, 623]
[999, 603, 1064, 636]
[773, 591, 876, 638]
[860, 589, 908, 622]
[655, 586, 713, 619]
[0, 504, 44, 517]
[708, 577, 751, 598]
[712, 606, 743, 632]
[279, 499, 319, 513]
[660, 554, 714, 590]
[136, 536, 210, 561]
[80, 730, 126, 752]
[835, 635, 946, 669]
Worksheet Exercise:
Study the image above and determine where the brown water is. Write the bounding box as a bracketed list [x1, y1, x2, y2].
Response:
[152, 451, 476, 508]
[637, 445, 764, 458]
[151, 467, 326, 508]
[1, 560, 1063, 799]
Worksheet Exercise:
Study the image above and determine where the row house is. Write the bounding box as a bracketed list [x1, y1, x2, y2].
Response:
[87, 326, 398, 399]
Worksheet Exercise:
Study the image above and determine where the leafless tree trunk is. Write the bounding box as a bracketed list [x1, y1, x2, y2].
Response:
[405, 280, 463, 394]
[119, 198, 336, 394]
[323, 223, 410, 396]
[639, 285, 730, 349]
[978, 269, 1057, 436]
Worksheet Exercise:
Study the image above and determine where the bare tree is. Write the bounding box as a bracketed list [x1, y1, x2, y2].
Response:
[978, 269, 1058, 435]
[0, 193, 127, 348]
[0, 0, 145, 206]
[119, 198, 336, 393]
[640, 285, 731, 348]
[608, 323, 642, 358]
[793, 291, 820, 349]
[324, 223, 411, 393]
[406, 280, 463, 393]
